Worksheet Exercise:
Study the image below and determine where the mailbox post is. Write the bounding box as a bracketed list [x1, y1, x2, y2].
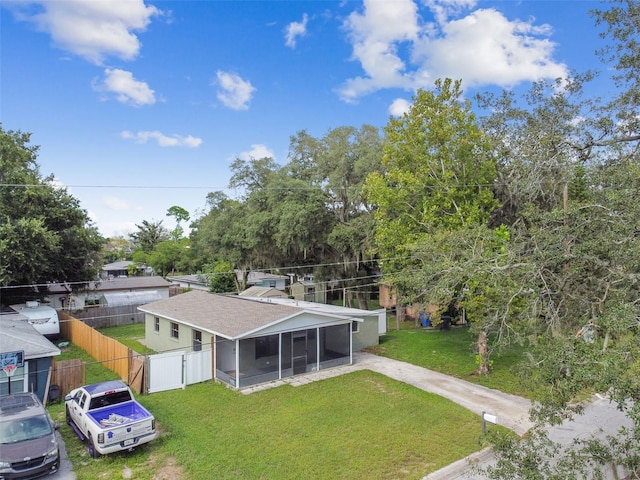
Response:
[482, 411, 498, 435]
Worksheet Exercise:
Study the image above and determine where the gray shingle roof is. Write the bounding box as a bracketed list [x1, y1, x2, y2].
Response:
[0, 320, 61, 359]
[138, 290, 305, 339]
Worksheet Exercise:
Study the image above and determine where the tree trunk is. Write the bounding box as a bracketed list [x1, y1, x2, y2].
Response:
[397, 305, 405, 323]
[356, 291, 368, 310]
[476, 330, 490, 375]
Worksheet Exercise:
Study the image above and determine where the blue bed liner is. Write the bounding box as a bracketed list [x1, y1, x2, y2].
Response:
[86, 400, 152, 427]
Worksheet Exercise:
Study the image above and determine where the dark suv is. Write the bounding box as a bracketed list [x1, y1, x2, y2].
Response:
[0, 392, 60, 479]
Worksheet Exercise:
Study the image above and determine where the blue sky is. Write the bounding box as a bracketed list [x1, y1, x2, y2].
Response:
[2, 0, 607, 238]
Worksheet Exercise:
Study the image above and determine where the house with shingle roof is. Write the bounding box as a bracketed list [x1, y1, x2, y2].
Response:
[0, 311, 61, 402]
[139, 289, 384, 389]
[167, 271, 289, 294]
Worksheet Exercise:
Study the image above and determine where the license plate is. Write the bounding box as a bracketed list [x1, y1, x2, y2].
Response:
[123, 438, 135, 446]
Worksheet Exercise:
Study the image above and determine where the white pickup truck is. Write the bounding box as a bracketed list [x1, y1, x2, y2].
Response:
[64, 380, 157, 458]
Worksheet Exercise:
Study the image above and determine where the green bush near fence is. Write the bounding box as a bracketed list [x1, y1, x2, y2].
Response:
[97, 323, 155, 355]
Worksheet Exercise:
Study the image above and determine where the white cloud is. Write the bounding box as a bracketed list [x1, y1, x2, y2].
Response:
[102, 196, 133, 211]
[121, 130, 203, 147]
[285, 13, 309, 48]
[95, 68, 156, 106]
[339, 0, 420, 101]
[239, 144, 275, 161]
[425, 0, 478, 26]
[416, 9, 568, 88]
[339, 0, 568, 102]
[215, 71, 256, 110]
[10, 0, 161, 64]
[389, 98, 412, 117]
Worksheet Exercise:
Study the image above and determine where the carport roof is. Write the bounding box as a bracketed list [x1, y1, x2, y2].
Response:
[139, 289, 346, 339]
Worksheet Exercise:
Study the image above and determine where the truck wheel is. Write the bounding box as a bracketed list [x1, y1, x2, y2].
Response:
[87, 435, 100, 459]
[65, 406, 71, 425]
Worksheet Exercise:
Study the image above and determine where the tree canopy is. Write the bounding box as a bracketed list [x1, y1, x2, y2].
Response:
[365, 78, 498, 270]
[0, 125, 103, 304]
[189, 125, 383, 303]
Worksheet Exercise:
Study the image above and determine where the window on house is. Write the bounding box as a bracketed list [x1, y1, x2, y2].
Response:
[154, 317, 160, 332]
[351, 321, 360, 333]
[193, 330, 202, 352]
[269, 280, 276, 288]
[170, 322, 179, 339]
[0, 366, 25, 396]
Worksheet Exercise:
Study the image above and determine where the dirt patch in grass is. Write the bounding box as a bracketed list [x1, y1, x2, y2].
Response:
[149, 455, 184, 480]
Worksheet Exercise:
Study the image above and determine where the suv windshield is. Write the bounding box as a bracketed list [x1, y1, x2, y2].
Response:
[0, 414, 53, 444]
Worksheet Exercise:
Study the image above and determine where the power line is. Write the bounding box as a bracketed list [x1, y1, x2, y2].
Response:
[0, 254, 423, 291]
[0, 181, 545, 191]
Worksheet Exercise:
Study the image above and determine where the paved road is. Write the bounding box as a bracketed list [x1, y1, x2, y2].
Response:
[423, 394, 632, 479]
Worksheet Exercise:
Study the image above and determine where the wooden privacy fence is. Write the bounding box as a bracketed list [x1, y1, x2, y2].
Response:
[59, 312, 143, 392]
[68, 304, 144, 329]
[51, 359, 85, 398]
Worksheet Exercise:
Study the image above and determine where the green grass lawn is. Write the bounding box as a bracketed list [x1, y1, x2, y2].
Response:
[97, 322, 155, 354]
[366, 325, 538, 398]
[48, 322, 529, 479]
[51, 366, 498, 480]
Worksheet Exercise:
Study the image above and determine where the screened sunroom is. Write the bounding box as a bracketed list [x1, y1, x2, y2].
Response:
[215, 322, 358, 389]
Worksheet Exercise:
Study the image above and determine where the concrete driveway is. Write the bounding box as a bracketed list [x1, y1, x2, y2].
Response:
[245, 351, 534, 436]
[51, 429, 76, 480]
[246, 351, 632, 479]
[352, 352, 534, 435]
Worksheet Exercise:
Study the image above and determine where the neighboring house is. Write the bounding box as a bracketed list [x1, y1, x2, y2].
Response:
[0, 312, 61, 402]
[238, 286, 289, 299]
[166, 274, 210, 292]
[139, 290, 383, 389]
[242, 271, 288, 290]
[47, 276, 172, 310]
[168, 271, 289, 293]
[47, 282, 74, 310]
[101, 260, 153, 279]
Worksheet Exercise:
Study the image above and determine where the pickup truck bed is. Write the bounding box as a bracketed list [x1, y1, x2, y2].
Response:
[87, 401, 153, 427]
[65, 380, 157, 458]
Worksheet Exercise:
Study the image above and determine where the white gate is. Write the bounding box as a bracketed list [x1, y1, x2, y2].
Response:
[147, 349, 213, 394]
[147, 351, 186, 394]
[186, 349, 212, 385]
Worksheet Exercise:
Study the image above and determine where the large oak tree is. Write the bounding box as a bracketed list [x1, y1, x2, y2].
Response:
[0, 126, 103, 304]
